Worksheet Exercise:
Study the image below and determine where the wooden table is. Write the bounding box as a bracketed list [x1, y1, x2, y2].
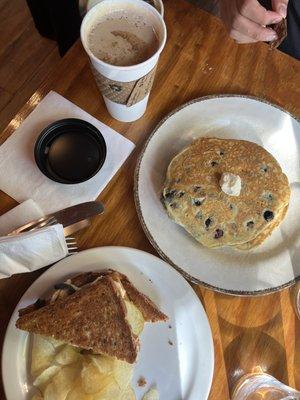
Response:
[0, 1, 299, 398]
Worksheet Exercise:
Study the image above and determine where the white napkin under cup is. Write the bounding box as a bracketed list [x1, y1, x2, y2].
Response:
[0, 91, 135, 214]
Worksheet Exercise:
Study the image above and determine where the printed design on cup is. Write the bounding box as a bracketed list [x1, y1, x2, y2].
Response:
[91, 65, 157, 107]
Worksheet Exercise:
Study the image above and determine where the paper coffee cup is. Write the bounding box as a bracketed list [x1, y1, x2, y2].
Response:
[81, 0, 167, 122]
[87, 0, 164, 17]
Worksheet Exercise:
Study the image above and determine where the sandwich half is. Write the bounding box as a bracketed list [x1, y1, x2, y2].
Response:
[16, 270, 167, 364]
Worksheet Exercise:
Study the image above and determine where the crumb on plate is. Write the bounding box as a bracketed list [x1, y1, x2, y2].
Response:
[138, 376, 147, 387]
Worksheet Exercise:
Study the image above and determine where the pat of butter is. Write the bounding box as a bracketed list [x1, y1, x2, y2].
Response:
[220, 173, 241, 196]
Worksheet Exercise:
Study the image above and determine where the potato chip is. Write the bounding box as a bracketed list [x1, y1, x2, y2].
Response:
[65, 381, 93, 400]
[43, 382, 62, 400]
[113, 359, 133, 390]
[81, 362, 111, 394]
[120, 386, 136, 400]
[46, 336, 65, 349]
[142, 388, 159, 400]
[31, 333, 137, 400]
[125, 300, 145, 336]
[33, 365, 61, 392]
[31, 392, 43, 400]
[44, 365, 81, 400]
[89, 355, 114, 375]
[55, 345, 82, 366]
[93, 379, 121, 400]
[31, 335, 56, 377]
[55, 364, 81, 387]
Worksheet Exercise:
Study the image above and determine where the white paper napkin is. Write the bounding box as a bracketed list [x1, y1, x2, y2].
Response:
[0, 225, 68, 279]
[0, 91, 135, 214]
[0, 199, 44, 236]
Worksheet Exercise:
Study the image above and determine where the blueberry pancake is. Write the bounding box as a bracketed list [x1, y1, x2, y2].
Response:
[162, 137, 290, 249]
[234, 205, 288, 250]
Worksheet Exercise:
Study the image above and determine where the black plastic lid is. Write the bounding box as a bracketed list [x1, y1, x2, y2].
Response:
[34, 118, 107, 184]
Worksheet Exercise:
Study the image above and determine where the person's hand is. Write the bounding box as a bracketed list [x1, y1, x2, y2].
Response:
[271, 0, 288, 19]
[219, 0, 289, 44]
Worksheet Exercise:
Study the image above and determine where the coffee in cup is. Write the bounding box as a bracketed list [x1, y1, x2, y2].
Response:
[88, 10, 160, 66]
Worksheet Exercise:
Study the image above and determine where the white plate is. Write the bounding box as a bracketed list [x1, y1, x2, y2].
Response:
[2, 246, 214, 400]
[135, 95, 300, 296]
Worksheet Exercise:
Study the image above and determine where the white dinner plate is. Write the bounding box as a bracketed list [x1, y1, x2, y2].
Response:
[135, 95, 300, 296]
[2, 246, 214, 400]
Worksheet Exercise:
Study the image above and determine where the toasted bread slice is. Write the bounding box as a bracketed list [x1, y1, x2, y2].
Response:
[16, 276, 138, 363]
[18, 271, 168, 324]
[115, 274, 167, 322]
[69, 271, 168, 322]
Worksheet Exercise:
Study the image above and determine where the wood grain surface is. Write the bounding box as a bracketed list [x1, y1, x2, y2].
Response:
[0, 0, 61, 133]
[0, 1, 299, 399]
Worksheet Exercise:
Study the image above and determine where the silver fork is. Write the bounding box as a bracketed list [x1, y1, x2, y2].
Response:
[65, 237, 78, 255]
[28, 217, 78, 255]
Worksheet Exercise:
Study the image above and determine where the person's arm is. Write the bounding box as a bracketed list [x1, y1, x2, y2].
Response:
[219, 0, 289, 43]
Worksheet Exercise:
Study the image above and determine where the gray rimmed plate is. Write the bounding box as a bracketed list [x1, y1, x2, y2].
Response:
[134, 95, 300, 296]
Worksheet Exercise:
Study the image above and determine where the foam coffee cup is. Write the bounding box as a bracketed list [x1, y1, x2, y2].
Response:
[81, 0, 167, 122]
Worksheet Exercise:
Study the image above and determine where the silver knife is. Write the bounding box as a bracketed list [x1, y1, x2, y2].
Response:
[63, 219, 91, 236]
[9, 201, 104, 235]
